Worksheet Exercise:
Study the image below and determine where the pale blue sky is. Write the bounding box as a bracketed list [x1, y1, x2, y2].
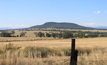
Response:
[0, 0, 107, 28]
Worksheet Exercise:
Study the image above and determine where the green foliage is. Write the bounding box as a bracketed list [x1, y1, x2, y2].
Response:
[32, 30, 107, 38]
[11, 31, 15, 34]
[46, 33, 51, 37]
[77, 31, 85, 38]
[0, 31, 12, 37]
[20, 32, 26, 37]
[63, 31, 73, 38]
[51, 33, 58, 38]
[34, 32, 44, 38]
[88, 33, 99, 37]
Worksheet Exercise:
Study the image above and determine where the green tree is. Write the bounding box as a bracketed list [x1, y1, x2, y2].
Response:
[20, 32, 26, 37]
[63, 31, 73, 38]
[100, 33, 107, 37]
[11, 31, 15, 34]
[0, 31, 11, 37]
[46, 33, 51, 37]
[58, 32, 63, 38]
[51, 33, 58, 38]
[36, 32, 44, 38]
[88, 33, 99, 37]
[77, 31, 85, 38]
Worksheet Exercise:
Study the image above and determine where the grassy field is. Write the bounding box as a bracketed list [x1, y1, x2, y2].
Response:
[10, 29, 107, 37]
[0, 37, 107, 65]
[12, 30, 59, 37]
[0, 37, 107, 48]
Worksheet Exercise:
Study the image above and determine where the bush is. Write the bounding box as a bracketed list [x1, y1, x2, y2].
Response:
[62, 48, 71, 56]
[77, 48, 92, 55]
[63, 31, 73, 38]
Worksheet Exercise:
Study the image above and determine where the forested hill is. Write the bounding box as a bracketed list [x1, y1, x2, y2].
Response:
[30, 22, 94, 29]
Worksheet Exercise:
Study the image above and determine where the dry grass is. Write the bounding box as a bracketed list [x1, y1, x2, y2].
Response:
[0, 37, 107, 65]
[0, 37, 107, 49]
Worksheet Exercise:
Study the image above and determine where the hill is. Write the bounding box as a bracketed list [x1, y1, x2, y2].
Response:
[30, 22, 94, 29]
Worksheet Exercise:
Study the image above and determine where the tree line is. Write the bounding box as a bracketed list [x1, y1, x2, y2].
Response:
[34, 31, 107, 38]
[0, 31, 26, 37]
[0, 30, 107, 38]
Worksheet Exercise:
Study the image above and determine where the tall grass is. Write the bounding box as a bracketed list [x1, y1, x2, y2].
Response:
[0, 43, 107, 65]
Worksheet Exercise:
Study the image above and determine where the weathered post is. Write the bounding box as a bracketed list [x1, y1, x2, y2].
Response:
[70, 39, 78, 65]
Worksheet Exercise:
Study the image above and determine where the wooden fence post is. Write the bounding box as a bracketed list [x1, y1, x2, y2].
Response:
[70, 39, 78, 65]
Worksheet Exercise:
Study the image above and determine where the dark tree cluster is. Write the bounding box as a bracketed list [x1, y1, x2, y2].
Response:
[34, 31, 73, 38]
[0, 31, 12, 37]
[34, 31, 107, 38]
[20, 32, 26, 37]
[34, 32, 45, 38]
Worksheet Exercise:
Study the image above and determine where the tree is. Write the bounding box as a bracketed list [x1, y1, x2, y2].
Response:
[0, 31, 11, 37]
[77, 31, 85, 38]
[36, 32, 44, 38]
[11, 31, 15, 34]
[100, 33, 107, 37]
[51, 33, 58, 38]
[46, 33, 51, 37]
[20, 32, 26, 37]
[58, 32, 63, 38]
[63, 31, 73, 38]
[88, 33, 99, 37]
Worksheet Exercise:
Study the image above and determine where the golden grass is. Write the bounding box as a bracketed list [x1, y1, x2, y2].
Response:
[0, 37, 107, 65]
[0, 37, 107, 49]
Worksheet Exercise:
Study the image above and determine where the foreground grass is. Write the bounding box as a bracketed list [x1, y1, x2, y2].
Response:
[0, 37, 107, 65]
[0, 43, 107, 65]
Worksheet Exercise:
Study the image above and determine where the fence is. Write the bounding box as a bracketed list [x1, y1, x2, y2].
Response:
[70, 39, 78, 65]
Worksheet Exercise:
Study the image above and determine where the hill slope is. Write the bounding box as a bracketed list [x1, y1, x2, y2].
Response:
[30, 22, 94, 29]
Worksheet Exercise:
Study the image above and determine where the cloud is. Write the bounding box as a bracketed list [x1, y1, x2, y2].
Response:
[93, 11, 100, 13]
[104, 11, 107, 13]
[0, 24, 31, 28]
[81, 23, 97, 26]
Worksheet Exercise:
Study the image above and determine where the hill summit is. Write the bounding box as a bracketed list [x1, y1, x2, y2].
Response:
[30, 22, 94, 29]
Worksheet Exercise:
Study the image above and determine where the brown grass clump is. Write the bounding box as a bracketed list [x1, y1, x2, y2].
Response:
[78, 48, 107, 65]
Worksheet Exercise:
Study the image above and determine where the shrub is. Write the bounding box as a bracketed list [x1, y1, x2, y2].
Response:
[62, 48, 71, 56]
[77, 48, 92, 55]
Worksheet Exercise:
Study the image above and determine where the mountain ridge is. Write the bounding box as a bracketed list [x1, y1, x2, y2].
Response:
[30, 22, 94, 29]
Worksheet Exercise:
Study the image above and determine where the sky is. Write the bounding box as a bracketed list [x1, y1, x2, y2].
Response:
[0, 0, 107, 28]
